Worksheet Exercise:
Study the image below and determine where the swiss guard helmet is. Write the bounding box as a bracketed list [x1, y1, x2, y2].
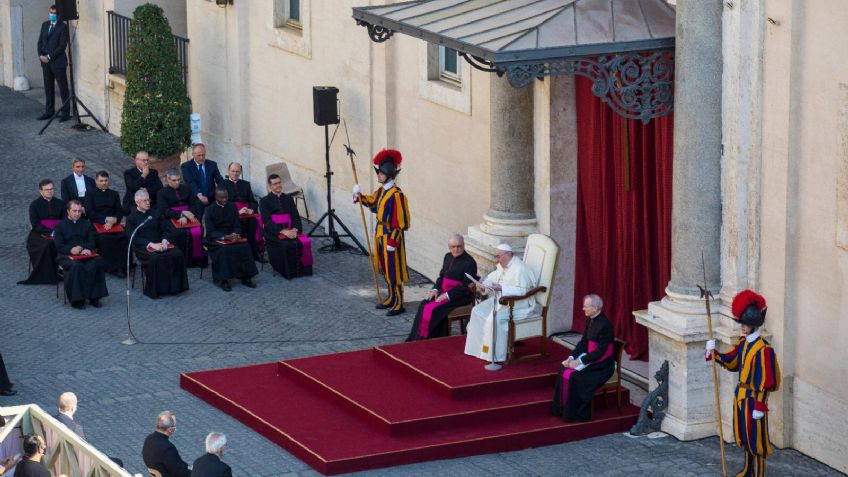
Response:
[731, 289, 767, 329]
[372, 149, 403, 179]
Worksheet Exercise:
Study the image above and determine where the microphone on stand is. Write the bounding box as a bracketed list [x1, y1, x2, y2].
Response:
[122, 215, 153, 345]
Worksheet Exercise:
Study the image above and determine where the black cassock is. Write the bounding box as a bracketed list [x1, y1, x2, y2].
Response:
[84, 187, 128, 273]
[53, 218, 108, 304]
[406, 251, 477, 341]
[157, 184, 206, 267]
[123, 167, 163, 214]
[203, 202, 258, 282]
[222, 178, 263, 259]
[19, 196, 64, 284]
[260, 192, 312, 279]
[126, 208, 189, 298]
[551, 312, 615, 421]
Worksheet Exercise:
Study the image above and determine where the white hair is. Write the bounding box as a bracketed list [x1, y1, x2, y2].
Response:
[134, 188, 149, 201]
[205, 432, 227, 454]
[584, 293, 604, 309]
[156, 411, 176, 431]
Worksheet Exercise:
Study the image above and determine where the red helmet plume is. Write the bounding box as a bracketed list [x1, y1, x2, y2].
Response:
[372, 149, 403, 167]
[731, 290, 766, 319]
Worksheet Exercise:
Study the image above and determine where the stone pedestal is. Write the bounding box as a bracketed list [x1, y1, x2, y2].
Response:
[466, 75, 537, 269]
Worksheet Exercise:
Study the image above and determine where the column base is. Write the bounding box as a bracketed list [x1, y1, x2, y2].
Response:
[465, 212, 537, 271]
[635, 289, 740, 441]
[13, 76, 29, 91]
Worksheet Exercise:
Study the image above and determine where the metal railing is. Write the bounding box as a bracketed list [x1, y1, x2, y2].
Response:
[107, 10, 190, 86]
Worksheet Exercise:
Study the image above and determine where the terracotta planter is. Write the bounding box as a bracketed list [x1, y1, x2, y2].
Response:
[147, 153, 182, 176]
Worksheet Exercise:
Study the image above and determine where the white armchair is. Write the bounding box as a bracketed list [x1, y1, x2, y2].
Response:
[502, 233, 560, 362]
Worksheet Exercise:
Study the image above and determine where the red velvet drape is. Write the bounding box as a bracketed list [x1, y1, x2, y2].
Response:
[571, 76, 673, 361]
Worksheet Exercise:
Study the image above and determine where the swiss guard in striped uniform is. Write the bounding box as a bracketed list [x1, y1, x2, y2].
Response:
[706, 290, 781, 477]
[353, 149, 410, 316]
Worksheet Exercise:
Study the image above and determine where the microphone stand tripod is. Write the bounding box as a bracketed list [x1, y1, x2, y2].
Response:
[122, 215, 152, 345]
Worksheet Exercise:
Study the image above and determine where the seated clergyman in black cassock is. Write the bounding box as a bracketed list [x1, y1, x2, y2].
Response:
[126, 189, 189, 299]
[406, 234, 477, 341]
[203, 187, 258, 292]
[83, 170, 129, 277]
[260, 174, 312, 279]
[19, 179, 64, 285]
[551, 294, 616, 422]
[157, 168, 207, 268]
[53, 200, 109, 309]
[222, 161, 265, 263]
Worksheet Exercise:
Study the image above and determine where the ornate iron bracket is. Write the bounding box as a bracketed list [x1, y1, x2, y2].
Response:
[458, 52, 503, 75]
[505, 50, 674, 123]
[629, 360, 669, 436]
[356, 20, 394, 43]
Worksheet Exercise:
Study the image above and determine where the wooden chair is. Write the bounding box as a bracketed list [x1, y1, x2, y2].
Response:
[266, 162, 309, 220]
[445, 303, 474, 336]
[592, 338, 627, 414]
[501, 233, 560, 362]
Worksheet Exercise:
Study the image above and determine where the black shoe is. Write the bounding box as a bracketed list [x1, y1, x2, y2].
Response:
[386, 307, 406, 317]
[71, 301, 85, 309]
[37, 112, 54, 120]
[220, 280, 232, 292]
[0, 389, 17, 396]
[58, 114, 71, 122]
[242, 278, 257, 288]
[375, 303, 390, 310]
[89, 298, 102, 308]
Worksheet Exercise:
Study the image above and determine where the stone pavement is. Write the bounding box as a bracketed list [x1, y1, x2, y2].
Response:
[0, 86, 842, 477]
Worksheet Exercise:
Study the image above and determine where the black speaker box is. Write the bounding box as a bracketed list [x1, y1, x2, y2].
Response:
[56, 0, 79, 21]
[313, 86, 339, 126]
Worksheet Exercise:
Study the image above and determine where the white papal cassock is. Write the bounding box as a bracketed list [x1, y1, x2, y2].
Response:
[464, 255, 540, 362]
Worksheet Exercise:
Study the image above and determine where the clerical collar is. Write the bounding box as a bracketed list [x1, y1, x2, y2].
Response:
[215, 201, 226, 207]
[229, 178, 239, 183]
[745, 329, 761, 343]
[272, 191, 283, 197]
[383, 180, 395, 191]
[589, 311, 601, 320]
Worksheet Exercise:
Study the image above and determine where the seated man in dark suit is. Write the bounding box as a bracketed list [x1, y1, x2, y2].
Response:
[191, 432, 233, 477]
[84, 170, 128, 277]
[181, 143, 223, 212]
[142, 411, 191, 477]
[55, 391, 85, 438]
[19, 179, 63, 285]
[126, 190, 189, 299]
[60, 157, 96, 207]
[204, 187, 258, 291]
[123, 151, 163, 214]
[222, 162, 265, 262]
[53, 200, 108, 309]
[13, 434, 50, 477]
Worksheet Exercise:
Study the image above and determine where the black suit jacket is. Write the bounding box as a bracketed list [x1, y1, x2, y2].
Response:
[11, 459, 51, 477]
[191, 453, 232, 477]
[123, 167, 163, 211]
[61, 174, 97, 203]
[181, 160, 223, 200]
[37, 20, 69, 68]
[55, 412, 86, 439]
[142, 431, 190, 477]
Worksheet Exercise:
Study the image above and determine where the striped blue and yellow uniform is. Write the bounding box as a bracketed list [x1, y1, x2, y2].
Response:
[711, 335, 781, 477]
[360, 184, 410, 311]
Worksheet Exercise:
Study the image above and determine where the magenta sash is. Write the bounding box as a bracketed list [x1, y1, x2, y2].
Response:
[417, 277, 462, 338]
[271, 213, 313, 266]
[40, 218, 60, 230]
[561, 340, 614, 399]
[236, 201, 265, 249]
[170, 205, 203, 260]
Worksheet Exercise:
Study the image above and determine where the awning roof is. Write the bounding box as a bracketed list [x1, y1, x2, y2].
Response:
[352, 0, 676, 65]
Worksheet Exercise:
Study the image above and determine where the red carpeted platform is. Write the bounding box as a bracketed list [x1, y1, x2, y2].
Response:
[181, 336, 640, 475]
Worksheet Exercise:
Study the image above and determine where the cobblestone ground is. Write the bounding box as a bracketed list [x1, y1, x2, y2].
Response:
[0, 87, 843, 477]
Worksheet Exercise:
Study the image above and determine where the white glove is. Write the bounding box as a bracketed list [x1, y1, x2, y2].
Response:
[353, 184, 361, 195]
[387, 245, 396, 252]
[705, 339, 716, 352]
[752, 410, 764, 420]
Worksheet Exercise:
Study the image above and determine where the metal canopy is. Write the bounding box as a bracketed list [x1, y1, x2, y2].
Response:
[353, 0, 676, 122]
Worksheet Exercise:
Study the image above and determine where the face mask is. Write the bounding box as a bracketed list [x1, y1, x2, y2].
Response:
[48, 13, 57, 22]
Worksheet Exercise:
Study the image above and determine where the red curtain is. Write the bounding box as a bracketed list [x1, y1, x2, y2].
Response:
[571, 76, 673, 361]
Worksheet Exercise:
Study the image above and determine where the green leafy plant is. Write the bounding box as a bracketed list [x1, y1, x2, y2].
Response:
[120, 3, 191, 158]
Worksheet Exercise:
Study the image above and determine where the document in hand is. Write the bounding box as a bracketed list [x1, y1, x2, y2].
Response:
[465, 272, 494, 292]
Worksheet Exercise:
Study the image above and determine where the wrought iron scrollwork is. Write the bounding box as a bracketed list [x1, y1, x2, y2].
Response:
[506, 50, 675, 123]
[356, 20, 394, 43]
[629, 360, 669, 436]
[458, 52, 502, 75]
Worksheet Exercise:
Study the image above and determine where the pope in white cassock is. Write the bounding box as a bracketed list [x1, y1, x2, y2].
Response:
[464, 243, 540, 362]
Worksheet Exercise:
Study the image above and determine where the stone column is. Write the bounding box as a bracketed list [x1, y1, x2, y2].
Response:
[466, 75, 537, 268]
[634, 0, 725, 441]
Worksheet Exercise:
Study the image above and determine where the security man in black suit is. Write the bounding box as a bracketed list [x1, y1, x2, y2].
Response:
[36, 4, 71, 121]
[181, 144, 223, 214]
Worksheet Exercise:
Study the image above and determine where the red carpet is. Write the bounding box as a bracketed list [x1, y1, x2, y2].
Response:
[181, 336, 640, 475]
